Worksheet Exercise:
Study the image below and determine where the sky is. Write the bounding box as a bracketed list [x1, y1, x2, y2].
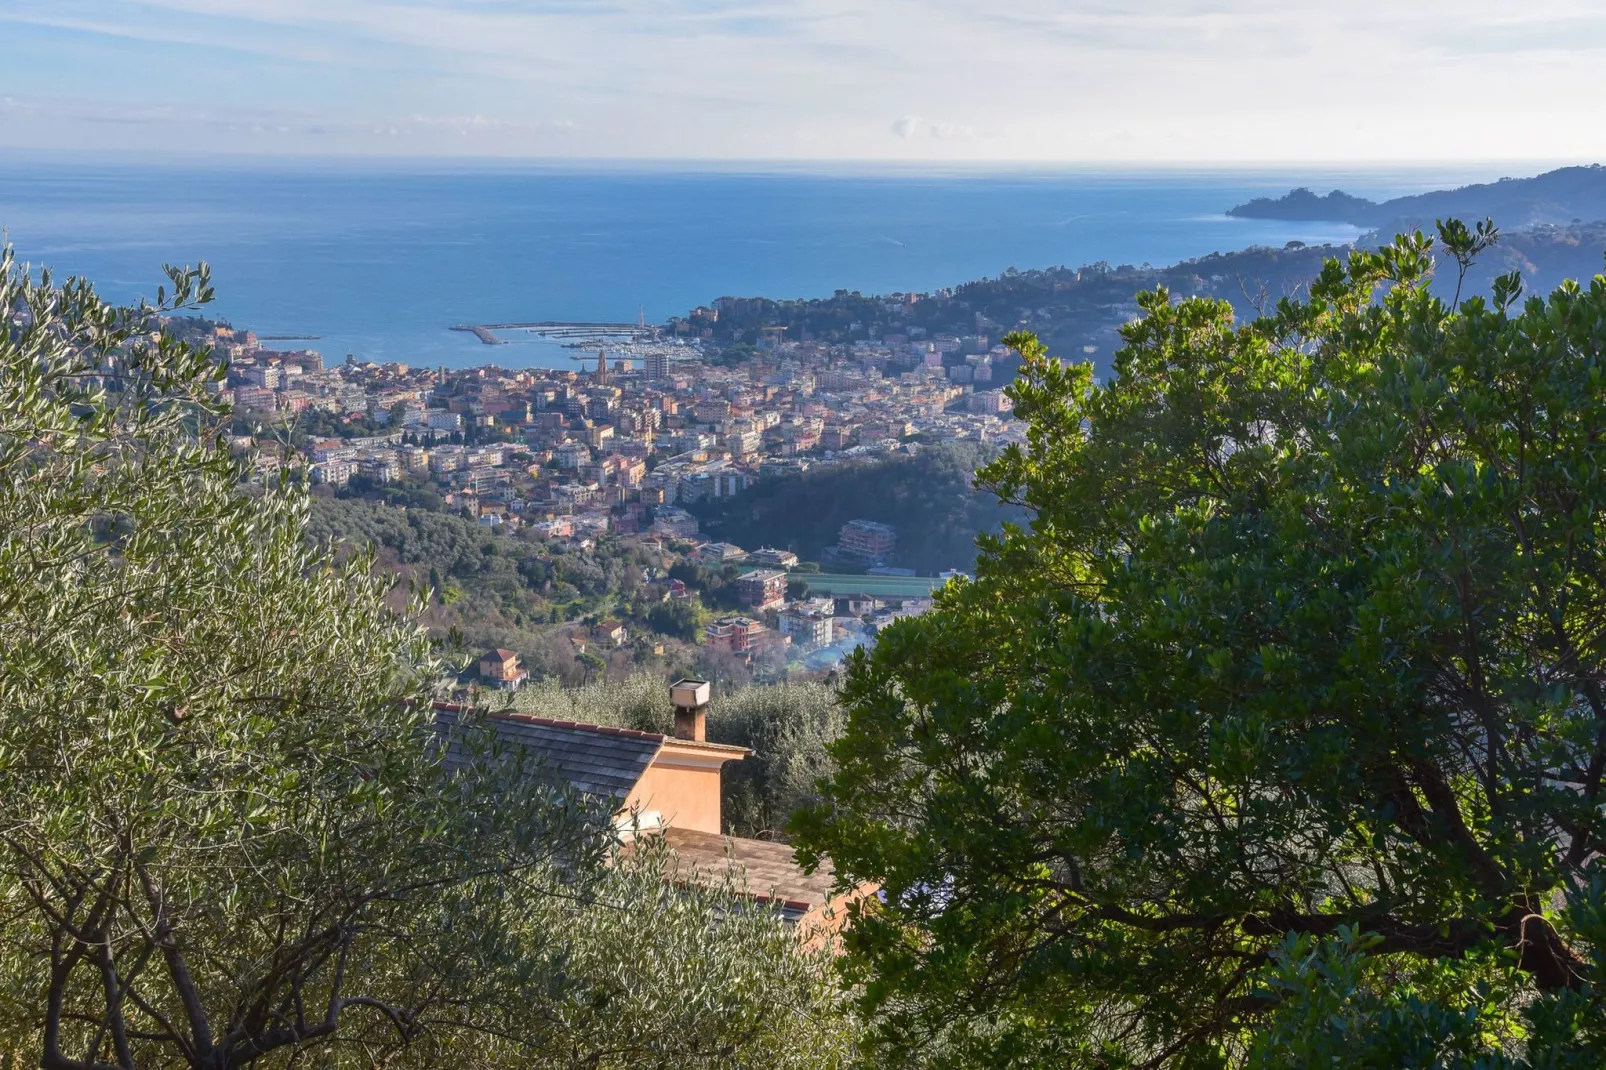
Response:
[3, 0, 1606, 163]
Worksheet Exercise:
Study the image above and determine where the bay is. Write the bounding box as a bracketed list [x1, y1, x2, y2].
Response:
[0, 157, 1509, 368]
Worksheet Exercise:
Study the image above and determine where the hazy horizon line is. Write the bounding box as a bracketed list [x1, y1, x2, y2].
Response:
[0, 148, 1589, 180]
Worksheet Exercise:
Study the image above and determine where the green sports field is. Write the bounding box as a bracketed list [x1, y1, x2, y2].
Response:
[796, 573, 948, 598]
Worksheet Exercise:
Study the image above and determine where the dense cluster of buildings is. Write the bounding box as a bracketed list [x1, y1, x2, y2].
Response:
[692, 516, 936, 664]
[216, 325, 1022, 534]
[697, 589, 933, 668]
[214, 323, 1014, 666]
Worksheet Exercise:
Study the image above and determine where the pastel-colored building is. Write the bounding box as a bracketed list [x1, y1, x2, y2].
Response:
[477, 648, 528, 688]
[838, 519, 897, 561]
[735, 568, 788, 610]
[594, 619, 629, 647]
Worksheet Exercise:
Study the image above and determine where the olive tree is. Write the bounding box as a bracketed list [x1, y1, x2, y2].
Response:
[0, 249, 608, 1069]
[482, 838, 856, 1070]
[796, 227, 1606, 1066]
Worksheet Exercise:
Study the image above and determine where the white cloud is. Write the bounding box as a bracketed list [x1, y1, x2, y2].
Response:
[1, 0, 1605, 160]
[407, 114, 576, 133]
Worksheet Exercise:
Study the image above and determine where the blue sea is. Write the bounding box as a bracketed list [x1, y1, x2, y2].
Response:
[0, 157, 1516, 368]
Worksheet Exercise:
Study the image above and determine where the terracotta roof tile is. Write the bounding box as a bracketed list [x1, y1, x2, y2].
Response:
[433, 703, 663, 802]
[655, 827, 838, 911]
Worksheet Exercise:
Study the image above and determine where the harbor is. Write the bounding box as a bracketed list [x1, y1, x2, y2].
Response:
[449, 319, 705, 370]
[450, 320, 661, 346]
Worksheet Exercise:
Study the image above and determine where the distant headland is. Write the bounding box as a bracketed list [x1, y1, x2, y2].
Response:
[1228, 164, 1606, 229]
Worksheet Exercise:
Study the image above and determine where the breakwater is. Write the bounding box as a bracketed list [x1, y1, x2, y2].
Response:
[451, 321, 659, 346]
[451, 325, 506, 345]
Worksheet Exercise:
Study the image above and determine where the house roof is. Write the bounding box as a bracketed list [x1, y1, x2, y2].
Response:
[739, 568, 787, 583]
[434, 704, 663, 803]
[652, 827, 840, 915]
[481, 648, 519, 663]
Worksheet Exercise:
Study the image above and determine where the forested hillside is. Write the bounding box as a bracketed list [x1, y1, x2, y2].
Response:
[309, 498, 651, 616]
[307, 498, 688, 677]
[686, 242, 1345, 379]
[692, 442, 1023, 573]
[688, 216, 1606, 381]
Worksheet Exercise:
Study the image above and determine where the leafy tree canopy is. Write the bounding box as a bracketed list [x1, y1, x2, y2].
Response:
[796, 226, 1606, 1066]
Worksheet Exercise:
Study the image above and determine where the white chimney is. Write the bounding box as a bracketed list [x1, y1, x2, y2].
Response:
[670, 678, 710, 742]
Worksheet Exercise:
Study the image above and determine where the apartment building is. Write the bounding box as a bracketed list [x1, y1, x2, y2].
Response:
[838, 519, 897, 561]
[735, 568, 788, 610]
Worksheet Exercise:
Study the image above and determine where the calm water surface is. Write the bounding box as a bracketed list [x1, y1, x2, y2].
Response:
[0, 158, 1511, 367]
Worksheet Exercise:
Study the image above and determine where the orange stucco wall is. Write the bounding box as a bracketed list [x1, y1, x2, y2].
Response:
[624, 762, 726, 834]
[798, 882, 882, 951]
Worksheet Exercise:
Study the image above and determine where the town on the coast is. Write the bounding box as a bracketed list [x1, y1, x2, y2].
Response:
[200, 307, 1026, 682]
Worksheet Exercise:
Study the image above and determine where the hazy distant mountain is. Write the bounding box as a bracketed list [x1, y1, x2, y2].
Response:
[1228, 165, 1606, 229]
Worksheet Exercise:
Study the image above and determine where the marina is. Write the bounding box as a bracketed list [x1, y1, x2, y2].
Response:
[450, 320, 705, 370]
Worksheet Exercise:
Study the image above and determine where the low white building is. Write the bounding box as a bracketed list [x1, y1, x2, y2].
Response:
[311, 460, 355, 486]
[779, 607, 833, 650]
[427, 410, 464, 432]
